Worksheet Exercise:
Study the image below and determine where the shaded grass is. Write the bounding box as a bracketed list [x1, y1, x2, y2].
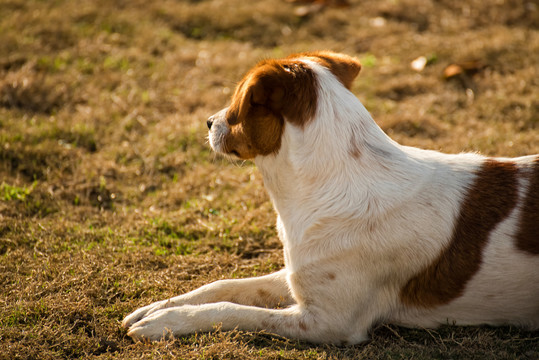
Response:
[0, 0, 538, 359]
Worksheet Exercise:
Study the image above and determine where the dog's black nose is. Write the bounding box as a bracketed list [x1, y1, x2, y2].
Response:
[206, 117, 213, 129]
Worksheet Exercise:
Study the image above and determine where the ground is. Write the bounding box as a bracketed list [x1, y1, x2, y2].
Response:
[0, 0, 538, 359]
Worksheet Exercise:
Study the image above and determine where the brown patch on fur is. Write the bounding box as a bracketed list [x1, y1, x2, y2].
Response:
[298, 320, 308, 331]
[326, 272, 336, 280]
[348, 124, 363, 159]
[400, 159, 519, 308]
[349, 138, 361, 159]
[516, 156, 539, 254]
[257, 288, 270, 300]
[295, 51, 362, 89]
[222, 57, 317, 159]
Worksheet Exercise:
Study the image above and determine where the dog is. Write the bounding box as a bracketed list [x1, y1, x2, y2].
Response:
[123, 51, 539, 344]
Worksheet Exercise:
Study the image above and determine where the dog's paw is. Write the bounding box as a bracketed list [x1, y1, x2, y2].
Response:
[127, 316, 171, 342]
[126, 307, 195, 342]
[122, 300, 168, 329]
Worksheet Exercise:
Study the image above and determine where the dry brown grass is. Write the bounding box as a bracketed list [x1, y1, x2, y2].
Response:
[0, 0, 538, 358]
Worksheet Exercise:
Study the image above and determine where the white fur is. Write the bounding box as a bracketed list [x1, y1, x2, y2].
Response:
[123, 59, 539, 344]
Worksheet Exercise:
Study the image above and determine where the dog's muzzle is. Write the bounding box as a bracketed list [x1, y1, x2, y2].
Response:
[207, 108, 229, 154]
[206, 117, 214, 130]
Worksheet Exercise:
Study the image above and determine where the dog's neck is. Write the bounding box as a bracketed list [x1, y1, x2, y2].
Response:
[255, 66, 432, 231]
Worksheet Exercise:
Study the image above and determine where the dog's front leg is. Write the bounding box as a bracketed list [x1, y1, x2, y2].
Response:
[127, 303, 331, 343]
[122, 269, 293, 329]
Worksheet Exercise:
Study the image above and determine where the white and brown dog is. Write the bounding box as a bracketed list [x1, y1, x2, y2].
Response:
[123, 51, 538, 344]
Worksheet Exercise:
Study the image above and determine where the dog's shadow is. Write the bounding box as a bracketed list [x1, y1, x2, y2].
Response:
[200, 324, 539, 358]
[120, 323, 538, 358]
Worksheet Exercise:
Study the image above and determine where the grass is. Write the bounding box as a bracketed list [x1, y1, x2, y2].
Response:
[0, 0, 538, 358]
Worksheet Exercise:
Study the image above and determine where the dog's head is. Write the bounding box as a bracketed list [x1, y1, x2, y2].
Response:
[207, 51, 361, 160]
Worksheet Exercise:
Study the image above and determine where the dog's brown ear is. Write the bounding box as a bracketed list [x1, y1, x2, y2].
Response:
[249, 73, 286, 112]
[303, 51, 361, 89]
[234, 68, 285, 124]
[236, 60, 317, 127]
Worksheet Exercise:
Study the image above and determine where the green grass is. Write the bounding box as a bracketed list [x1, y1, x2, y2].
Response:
[0, 0, 537, 358]
[1, 181, 36, 201]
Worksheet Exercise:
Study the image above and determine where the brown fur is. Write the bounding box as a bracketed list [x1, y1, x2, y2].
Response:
[257, 288, 270, 297]
[296, 51, 362, 90]
[221, 52, 361, 159]
[516, 156, 539, 255]
[327, 272, 336, 280]
[349, 129, 362, 159]
[400, 159, 519, 308]
[223, 58, 317, 159]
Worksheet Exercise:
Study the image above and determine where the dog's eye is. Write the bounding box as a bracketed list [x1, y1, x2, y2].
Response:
[227, 116, 237, 125]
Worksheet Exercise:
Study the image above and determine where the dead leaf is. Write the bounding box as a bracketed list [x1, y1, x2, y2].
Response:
[290, 0, 350, 16]
[288, 0, 350, 6]
[294, 3, 325, 17]
[443, 60, 485, 79]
